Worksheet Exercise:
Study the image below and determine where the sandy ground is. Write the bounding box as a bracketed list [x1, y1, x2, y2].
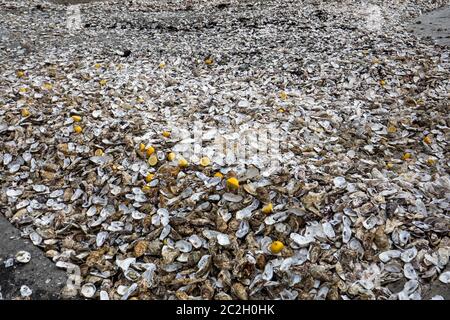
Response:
[407, 5, 450, 47]
[0, 215, 67, 300]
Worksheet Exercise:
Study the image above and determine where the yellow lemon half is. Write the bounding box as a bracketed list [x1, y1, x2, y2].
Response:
[21, 108, 30, 117]
[402, 153, 412, 161]
[426, 158, 436, 166]
[146, 146, 155, 157]
[71, 115, 82, 122]
[178, 158, 188, 168]
[269, 241, 284, 254]
[387, 125, 397, 133]
[148, 155, 158, 166]
[167, 152, 176, 161]
[199, 157, 210, 167]
[73, 125, 83, 134]
[145, 173, 154, 183]
[226, 177, 239, 190]
[42, 83, 53, 90]
[262, 203, 273, 214]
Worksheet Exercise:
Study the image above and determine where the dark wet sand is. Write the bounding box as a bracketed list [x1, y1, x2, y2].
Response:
[408, 5, 450, 46]
[0, 215, 67, 300]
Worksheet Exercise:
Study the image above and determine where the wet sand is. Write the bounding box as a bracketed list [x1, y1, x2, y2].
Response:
[0, 215, 67, 300]
[407, 5, 450, 47]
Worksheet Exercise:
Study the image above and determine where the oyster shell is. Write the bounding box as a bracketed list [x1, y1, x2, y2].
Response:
[81, 283, 96, 298]
[15, 251, 31, 264]
[0, 0, 448, 302]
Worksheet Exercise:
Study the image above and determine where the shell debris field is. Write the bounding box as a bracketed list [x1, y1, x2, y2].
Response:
[0, 0, 449, 300]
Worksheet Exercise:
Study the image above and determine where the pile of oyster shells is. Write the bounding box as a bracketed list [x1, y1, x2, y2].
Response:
[0, 0, 449, 300]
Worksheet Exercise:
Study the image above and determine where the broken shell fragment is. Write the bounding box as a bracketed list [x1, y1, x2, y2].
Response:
[333, 177, 347, 188]
[100, 291, 109, 300]
[15, 251, 31, 264]
[438, 272, 450, 284]
[290, 233, 314, 248]
[401, 247, 418, 263]
[217, 233, 230, 246]
[175, 240, 193, 253]
[379, 250, 401, 263]
[81, 283, 96, 298]
[231, 283, 248, 300]
[20, 285, 32, 298]
[134, 240, 149, 257]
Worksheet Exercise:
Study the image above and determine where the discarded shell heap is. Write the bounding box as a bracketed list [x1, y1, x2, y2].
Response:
[0, 0, 449, 300]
